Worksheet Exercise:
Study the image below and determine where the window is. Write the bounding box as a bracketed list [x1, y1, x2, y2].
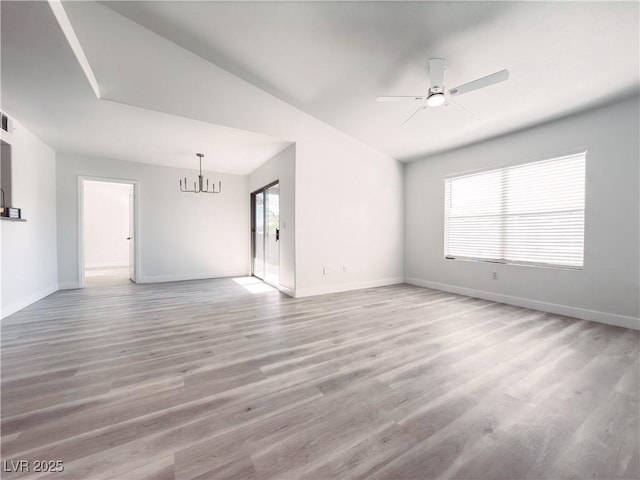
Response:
[444, 152, 586, 268]
[1, 140, 12, 209]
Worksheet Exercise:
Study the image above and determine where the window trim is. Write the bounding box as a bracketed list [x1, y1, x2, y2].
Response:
[443, 149, 587, 271]
[444, 255, 584, 271]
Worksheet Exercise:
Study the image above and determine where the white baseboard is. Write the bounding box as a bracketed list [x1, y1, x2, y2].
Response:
[1, 284, 59, 319]
[136, 271, 251, 284]
[294, 277, 404, 298]
[85, 261, 129, 268]
[278, 285, 296, 298]
[58, 281, 81, 290]
[405, 277, 640, 331]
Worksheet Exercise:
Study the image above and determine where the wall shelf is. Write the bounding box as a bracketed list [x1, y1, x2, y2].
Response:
[0, 217, 26, 222]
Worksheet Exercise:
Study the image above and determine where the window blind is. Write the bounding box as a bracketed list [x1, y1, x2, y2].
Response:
[444, 152, 586, 268]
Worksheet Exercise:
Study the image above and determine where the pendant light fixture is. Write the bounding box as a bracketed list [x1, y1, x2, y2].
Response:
[179, 153, 221, 194]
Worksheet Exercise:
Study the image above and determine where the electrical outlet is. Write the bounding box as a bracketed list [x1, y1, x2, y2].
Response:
[323, 266, 328, 275]
[492, 272, 498, 280]
[343, 265, 347, 273]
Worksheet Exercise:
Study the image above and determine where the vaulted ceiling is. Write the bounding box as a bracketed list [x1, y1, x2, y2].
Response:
[2, 1, 638, 173]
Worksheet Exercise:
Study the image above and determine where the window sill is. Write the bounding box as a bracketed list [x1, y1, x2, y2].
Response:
[444, 256, 583, 271]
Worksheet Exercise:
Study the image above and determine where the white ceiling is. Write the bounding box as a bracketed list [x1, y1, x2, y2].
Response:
[2, 1, 639, 171]
[0, 1, 291, 174]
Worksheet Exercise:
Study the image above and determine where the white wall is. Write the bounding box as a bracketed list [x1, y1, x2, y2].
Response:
[248, 144, 295, 294]
[57, 134, 404, 299]
[83, 181, 131, 268]
[1, 119, 58, 319]
[57, 153, 249, 287]
[65, 1, 406, 298]
[405, 96, 640, 330]
[295, 126, 405, 297]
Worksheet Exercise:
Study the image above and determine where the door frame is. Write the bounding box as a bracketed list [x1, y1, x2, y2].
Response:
[250, 180, 279, 284]
[77, 176, 140, 288]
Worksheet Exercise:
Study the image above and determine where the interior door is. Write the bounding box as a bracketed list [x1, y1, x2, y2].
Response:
[128, 190, 135, 282]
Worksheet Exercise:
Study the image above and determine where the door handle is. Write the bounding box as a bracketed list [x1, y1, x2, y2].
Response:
[275, 229, 280, 241]
[126, 237, 132, 240]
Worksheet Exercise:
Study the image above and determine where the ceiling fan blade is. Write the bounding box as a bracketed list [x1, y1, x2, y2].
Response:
[377, 96, 426, 102]
[429, 58, 446, 90]
[448, 69, 509, 97]
[401, 104, 427, 126]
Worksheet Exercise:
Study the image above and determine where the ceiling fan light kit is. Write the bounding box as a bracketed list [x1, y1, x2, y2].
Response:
[376, 58, 510, 125]
[179, 153, 222, 194]
[426, 92, 446, 107]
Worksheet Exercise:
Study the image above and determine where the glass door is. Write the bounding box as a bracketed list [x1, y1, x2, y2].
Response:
[253, 190, 265, 279]
[264, 183, 280, 284]
[252, 182, 279, 285]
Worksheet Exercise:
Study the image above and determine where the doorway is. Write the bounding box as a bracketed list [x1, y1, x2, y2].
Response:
[251, 181, 279, 287]
[79, 178, 138, 288]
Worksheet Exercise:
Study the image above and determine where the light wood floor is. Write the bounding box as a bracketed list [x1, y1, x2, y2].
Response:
[1, 279, 638, 480]
[84, 266, 131, 288]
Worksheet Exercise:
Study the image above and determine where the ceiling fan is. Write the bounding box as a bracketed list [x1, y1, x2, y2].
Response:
[377, 58, 509, 125]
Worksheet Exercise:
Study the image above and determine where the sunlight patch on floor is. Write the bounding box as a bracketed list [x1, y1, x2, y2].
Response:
[233, 277, 278, 294]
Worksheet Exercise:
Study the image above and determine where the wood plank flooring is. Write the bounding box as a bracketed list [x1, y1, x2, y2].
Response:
[1, 278, 638, 480]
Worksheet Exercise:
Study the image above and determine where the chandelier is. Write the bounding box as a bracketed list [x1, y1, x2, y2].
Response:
[179, 153, 221, 194]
